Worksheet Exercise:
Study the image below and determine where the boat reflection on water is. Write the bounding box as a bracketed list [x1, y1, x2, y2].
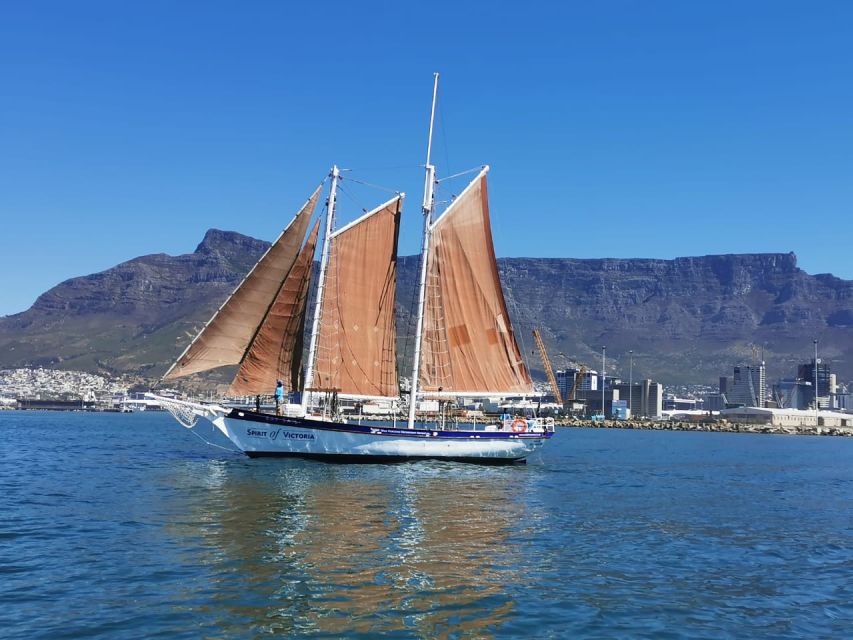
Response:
[167, 460, 530, 637]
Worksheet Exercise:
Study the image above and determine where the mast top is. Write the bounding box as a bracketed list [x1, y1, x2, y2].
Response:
[425, 73, 439, 169]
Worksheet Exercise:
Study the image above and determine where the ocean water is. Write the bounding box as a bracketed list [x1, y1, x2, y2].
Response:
[1, 411, 852, 639]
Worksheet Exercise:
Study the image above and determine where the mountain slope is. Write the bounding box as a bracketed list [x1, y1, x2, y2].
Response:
[1, 230, 850, 385]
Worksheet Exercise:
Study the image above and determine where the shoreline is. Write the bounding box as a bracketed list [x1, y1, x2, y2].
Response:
[341, 415, 853, 437]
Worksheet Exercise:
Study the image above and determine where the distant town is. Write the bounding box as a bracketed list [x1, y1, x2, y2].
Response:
[0, 368, 167, 412]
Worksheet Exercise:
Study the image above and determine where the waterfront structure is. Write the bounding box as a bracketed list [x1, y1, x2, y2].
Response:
[610, 380, 663, 418]
[575, 387, 618, 417]
[18, 399, 98, 411]
[664, 396, 701, 411]
[705, 393, 727, 411]
[720, 407, 852, 428]
[612, 399, 629, 419]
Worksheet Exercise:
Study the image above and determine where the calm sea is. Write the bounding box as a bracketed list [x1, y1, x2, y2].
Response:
[1, 411, 851, 639]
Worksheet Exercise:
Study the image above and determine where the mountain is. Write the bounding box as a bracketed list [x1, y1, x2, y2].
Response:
[0, 230, 265, 378]
[1, 230, 850, 386]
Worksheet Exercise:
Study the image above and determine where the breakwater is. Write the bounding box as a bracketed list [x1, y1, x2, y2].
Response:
[343, 414, 853, 437]
[556, 418, 853, 437]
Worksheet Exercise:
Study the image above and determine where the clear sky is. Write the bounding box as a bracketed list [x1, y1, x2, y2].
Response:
[2, 0, 851, 317]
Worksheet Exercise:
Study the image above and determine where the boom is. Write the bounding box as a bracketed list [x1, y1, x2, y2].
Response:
[533, 329, 563, 405]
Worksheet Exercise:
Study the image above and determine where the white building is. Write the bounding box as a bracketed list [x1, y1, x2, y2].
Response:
[720, 407, 853, 427]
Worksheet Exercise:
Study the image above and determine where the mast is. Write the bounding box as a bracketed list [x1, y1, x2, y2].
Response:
[302, 165, 340, 410]
[407, 73, 439, 429]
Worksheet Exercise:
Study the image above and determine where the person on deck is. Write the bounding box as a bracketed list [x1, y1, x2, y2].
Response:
[274, 380, 284, 416]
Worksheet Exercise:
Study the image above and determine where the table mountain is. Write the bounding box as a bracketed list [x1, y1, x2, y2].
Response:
[1, 229, 849, 386]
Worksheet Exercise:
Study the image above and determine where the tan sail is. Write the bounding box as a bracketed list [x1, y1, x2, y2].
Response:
[312, 195, 402, 397]
[163, 186, 321, 380]
[420, 169, 532, 394]
[228, 218, 321, 396]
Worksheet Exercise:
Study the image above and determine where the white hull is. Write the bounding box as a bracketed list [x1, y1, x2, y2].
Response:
[153, 396, 552, 463]
[217, 411, 550, 462]
[223, 417, 545, 462]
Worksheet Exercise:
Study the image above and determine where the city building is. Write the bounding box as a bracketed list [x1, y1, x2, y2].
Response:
[610, 380, 663, 418]
[556, 368, 598, 398]
[611, 399, 629, 419]
[575, 387, 619, 417]
[798, 359, 831, 409]
[727, 363, 766, 407]
[705, 393, 727, 411]
[772, 379, 813, 410]
[836, 384, 851, 411]
[720, 407, 852, 428]
[664, 396, 701, 411]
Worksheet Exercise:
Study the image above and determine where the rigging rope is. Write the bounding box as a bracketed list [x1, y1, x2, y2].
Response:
[335, 183, 366, 212]
[341, 175, 403, 195]
[340, 164, 421, 172]
[189, 426, 241, 453]
[436, 166, 484, 183]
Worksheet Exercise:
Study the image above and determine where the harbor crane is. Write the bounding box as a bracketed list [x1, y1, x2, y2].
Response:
[532, 328, 563, 405]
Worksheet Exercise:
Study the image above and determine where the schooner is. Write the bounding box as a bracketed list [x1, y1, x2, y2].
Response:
[153, 74, 554, 462]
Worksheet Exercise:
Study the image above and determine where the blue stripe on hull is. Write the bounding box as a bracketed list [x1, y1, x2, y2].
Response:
[244, 451, 527, 465]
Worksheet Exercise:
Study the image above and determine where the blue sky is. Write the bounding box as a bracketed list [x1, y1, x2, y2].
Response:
[1, 0, 851, 316]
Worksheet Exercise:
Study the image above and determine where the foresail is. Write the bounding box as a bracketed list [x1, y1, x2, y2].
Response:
[163, 186, 321, 380]
[419, 169, 533, 394]
[312, 195, 402, 397]
[228, 218, 321, 396]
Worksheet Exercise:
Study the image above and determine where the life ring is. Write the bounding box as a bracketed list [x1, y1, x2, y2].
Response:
[511, 418, 528, 433]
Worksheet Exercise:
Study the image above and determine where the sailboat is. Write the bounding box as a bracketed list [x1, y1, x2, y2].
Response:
[152, 74, 554, 463]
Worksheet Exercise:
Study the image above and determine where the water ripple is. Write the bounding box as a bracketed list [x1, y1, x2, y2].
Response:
[1, 412, 853, 638]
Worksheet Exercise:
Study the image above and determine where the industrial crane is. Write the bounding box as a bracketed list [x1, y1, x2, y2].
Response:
[532, 328, 563, 405]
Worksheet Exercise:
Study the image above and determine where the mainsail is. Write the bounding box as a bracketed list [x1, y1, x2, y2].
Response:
[228, 218, 321, 396]
[419, 168, 532, 394]
[163, 186, 321, 380]
[311, 195, 403, 397]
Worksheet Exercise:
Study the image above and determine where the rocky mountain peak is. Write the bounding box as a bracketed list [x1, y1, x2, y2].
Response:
[194, 229, 268, 256]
